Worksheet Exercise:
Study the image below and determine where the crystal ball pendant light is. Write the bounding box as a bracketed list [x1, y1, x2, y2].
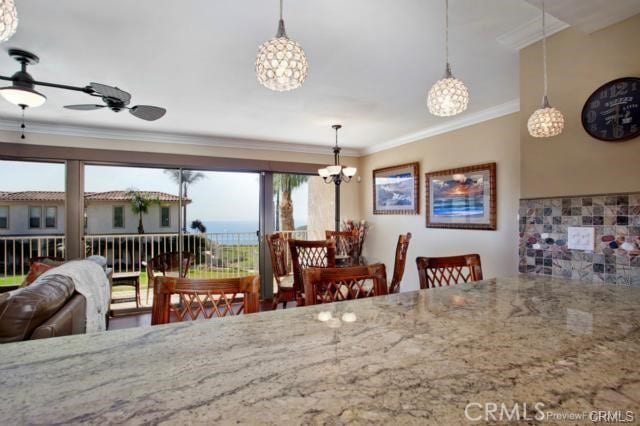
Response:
[0, 0, 18, 43]
[427, 0, 469, 117]
[256, 0, 309, 92]
[427, 63, 469, 117]
[527, 0, 564, 138]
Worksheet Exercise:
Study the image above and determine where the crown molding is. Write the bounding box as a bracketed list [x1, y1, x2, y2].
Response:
[0, 118, 361, 157]
[496, 13, 569, 50]
[0, 100, 520, 159]
[362, 99, 520, 156]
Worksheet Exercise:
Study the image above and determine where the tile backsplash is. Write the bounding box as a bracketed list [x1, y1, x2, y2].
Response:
[518, 193, 640, 286]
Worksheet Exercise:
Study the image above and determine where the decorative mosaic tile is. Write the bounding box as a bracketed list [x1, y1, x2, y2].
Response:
[519, 192, 640, 286]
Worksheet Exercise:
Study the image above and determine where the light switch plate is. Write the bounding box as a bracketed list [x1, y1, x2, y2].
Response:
[567, 226, 595, 251]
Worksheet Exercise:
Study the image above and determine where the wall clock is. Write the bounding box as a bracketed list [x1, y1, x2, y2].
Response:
[581, 77, 640, 142]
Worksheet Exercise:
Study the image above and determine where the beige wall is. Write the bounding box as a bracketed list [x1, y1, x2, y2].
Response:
[359, 113, 521, 291]
[520, 14, 640, 198]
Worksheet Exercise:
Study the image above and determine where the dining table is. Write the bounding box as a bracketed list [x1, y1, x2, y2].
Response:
[1, 274, 639, 424]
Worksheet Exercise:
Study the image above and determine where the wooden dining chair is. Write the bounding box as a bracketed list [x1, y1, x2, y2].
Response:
[151, 275, 260, 325]
[146, 251, 194, 304]
[266, 232, 296, 309]
[388, 233, 412, 294]
[288, 239, 336, 306]
[415, 254, 483, 289]
[303, 263, 388, 305]
[325, 230, 359, 261]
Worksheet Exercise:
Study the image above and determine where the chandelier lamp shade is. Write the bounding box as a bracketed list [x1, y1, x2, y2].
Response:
[527, 0, 565, 138]
[256, 0, 309, 92]
[318, 124, 357, 231]
[0, 0, 17, 43]
[427, 0, 469, 117]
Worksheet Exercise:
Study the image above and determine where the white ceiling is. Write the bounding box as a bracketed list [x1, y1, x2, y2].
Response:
[0, 0, 637, 154]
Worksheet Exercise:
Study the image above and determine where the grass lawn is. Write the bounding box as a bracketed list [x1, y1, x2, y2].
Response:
[0, 268, 257, 291]
[0, 244, 258, 289]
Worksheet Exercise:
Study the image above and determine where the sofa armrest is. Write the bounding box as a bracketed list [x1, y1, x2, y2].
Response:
[0, 285, 19, 294]
[30, 293, 87, 339]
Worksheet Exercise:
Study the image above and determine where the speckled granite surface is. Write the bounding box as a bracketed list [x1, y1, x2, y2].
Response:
[1, 275, 639, 425]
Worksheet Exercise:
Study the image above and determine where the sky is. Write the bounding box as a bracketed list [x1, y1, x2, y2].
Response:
[0, 160, 309, 223]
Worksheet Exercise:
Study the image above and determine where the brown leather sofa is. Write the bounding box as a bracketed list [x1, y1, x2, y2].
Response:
[0, 262, 112, 343]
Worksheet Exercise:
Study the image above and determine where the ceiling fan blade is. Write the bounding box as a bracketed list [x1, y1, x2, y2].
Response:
[89, 82, 131, 104]
[129, 105, 167, 121]
[64, 104, 106, 111]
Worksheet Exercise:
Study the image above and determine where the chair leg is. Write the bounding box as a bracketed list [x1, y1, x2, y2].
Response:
[146, 284, 150, 305]
[282, 301, 287, 309]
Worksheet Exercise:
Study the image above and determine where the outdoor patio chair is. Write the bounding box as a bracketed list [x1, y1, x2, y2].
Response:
[146, 251, 194, 304]
[151, 275, 260, 325]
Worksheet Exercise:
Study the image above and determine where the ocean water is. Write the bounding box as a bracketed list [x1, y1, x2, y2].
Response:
[200, 220, 259, 234]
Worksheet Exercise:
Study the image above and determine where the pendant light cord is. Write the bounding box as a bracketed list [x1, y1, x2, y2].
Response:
[280, 0, 283, 21]
[445, 0, 449, 68]
[542, 0, 548, 103]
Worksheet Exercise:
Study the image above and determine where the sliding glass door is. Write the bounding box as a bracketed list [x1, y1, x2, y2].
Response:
[0, 159, 66, 285]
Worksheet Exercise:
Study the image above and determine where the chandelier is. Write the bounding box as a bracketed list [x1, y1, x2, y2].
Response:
[318, 125, 357, 184]
[318, 125, 357, 231]
[255, 0, 309, 92]
[527, 0, 565, 138]
[427, 0, 469, 117]
[0, 0, 17, 43]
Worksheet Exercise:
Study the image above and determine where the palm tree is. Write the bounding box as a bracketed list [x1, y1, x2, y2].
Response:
[127, 189, 157, 234]
[273, 174, 308, 231]
[164, 170, 206, 231]
[190, 219, 207, 233]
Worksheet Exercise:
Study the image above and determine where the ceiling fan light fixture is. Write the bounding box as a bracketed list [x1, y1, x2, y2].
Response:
[256, 0, 308, 91]
[0, 84, 46, 108]
[0, 0, 18, 43]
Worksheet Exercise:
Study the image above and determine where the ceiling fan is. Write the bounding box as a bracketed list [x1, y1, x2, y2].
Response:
[0, 49, 166, 121]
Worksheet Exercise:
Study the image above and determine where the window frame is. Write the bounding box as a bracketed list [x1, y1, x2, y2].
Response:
[28, 206, 42, 229]
[0, 205, 8, 229]
[159, 205, 171, 228]
[112, 205, 125, 229]
[44, 206, 57, 229]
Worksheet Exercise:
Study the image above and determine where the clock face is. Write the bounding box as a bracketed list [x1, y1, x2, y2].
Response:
[581, 77, 640, 142]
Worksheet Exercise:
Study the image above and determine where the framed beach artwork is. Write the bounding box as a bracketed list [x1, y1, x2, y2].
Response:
[425, 162, 496, 230]
[372, 162, 419, 215]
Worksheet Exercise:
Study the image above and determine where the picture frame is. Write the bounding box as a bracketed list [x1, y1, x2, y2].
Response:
[425, 162, 496, 230]
[372, 162, 419, 215]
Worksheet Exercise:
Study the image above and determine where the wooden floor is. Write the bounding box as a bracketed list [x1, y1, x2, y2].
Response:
[107, 299, 297, 331]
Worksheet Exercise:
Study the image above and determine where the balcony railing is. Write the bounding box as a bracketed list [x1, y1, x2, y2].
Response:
[0, 230, 310, 284]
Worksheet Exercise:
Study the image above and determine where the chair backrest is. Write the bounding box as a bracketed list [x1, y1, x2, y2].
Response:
[147, 251, 194, 281]
[288, 239, 336, 294]
[303, 263, 388, 305]
[389, 233, 412, 294]
[415, 254, 483, 289]
[266, 233, 289, 279]
[151, 275, 260, 325]
[325, 230, 359, 258]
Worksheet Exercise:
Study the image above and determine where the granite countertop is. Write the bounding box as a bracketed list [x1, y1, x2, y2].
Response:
[1, 275, 639, 424]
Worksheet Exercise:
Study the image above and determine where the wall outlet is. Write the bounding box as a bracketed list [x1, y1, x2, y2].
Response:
[567, 226, 595, 251]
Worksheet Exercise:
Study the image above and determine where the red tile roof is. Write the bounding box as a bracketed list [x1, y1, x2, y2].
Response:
[0, 191, 190, 203]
